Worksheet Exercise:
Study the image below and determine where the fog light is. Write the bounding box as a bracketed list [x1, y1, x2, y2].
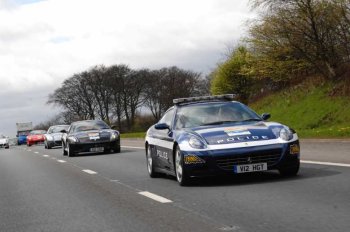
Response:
[184, 155, 205, 164]
[290, 144, 300, 154]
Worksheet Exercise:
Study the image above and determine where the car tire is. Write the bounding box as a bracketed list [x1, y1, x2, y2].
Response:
[146, 145, 158, 178]
[62, 142, 67, 156]
[278, 162, 300, 177]
[115, 145, 121, 153]
[44, 141, 48, 149]
[5, 146, 9, 149]
[67, 143, 75, 157]
[175, 145, 190, 186]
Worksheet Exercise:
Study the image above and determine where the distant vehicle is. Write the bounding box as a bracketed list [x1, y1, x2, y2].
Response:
[16, 122, 33, 145]
[0, 135, 10, 149]
[61, 120, 120, 157]
[27, 130, 46, 146]
[44, 125, 69, 149]
[145, 95, 300, 186]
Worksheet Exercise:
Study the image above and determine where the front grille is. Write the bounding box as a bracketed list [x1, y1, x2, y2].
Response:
[78, 137, 110, 143]
[216, 151, 281, 171]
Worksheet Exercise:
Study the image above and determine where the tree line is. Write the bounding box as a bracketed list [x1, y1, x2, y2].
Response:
[48, 65, 209, 131]
[211, 0, 350, 103]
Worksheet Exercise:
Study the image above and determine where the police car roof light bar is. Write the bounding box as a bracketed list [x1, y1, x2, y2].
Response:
[173, 94, 236, 105]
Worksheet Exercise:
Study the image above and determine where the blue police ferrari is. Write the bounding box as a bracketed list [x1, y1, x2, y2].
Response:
[145, 95, 300, 185]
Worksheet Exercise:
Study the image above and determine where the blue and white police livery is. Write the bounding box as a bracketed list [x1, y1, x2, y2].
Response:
[145, 95, 300, 186]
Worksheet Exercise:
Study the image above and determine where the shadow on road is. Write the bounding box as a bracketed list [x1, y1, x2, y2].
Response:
[158, 166, 341, 187]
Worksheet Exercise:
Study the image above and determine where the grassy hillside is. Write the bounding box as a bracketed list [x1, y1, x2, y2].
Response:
[250, 82, 350, 138]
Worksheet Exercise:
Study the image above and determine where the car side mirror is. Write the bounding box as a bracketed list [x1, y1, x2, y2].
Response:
[60, 129, 67, 133]
[154, 123, 170, 130]
[261, 113, 271, 121]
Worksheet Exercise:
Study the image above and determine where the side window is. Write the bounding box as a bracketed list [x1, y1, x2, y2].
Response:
[159, 108, 175, 126]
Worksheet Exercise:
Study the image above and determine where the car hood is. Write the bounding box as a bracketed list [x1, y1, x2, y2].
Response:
[182, 121, 285, 145]
[46, 132, 64, 139]
[0, 138, 8, 143]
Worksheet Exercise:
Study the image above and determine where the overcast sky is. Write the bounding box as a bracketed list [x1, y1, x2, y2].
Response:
[0, 0, 254, 137]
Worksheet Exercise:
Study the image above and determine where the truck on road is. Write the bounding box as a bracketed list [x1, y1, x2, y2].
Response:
[16, 122, 33, 145]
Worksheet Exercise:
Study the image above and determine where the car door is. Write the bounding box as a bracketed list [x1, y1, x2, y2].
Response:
[153, 108, 175, 171]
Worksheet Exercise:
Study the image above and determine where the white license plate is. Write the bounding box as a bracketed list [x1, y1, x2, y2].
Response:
[234, 163, 267, 173]
[90, 147, 104, 152]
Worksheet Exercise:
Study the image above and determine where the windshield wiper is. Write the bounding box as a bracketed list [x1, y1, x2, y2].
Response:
[241, 118, 262, 122]
[201, 120, 239, 126]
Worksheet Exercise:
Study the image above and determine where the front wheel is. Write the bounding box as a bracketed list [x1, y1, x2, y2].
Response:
[67, 143, 75, 157]
[175, 146, 190, 186]
[62, 142, 67, 156]
[278, 162, 300, 177]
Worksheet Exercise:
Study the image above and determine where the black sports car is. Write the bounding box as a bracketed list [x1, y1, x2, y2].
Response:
[145, 95, 300, 186]
[61, 120, 120, 157]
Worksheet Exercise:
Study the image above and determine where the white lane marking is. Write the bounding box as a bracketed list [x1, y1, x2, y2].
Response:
[301, 160, 350, 168]
[57, 160, 66, 163]
[110, 180, 119, 182]
[34, 152, 39, 154]
[43, 155, 49, 157]
[82, 169, 97, 174]
[138, 191, 172, 203]
[28, 149, 32, 151]
[121, 146, 144, 150]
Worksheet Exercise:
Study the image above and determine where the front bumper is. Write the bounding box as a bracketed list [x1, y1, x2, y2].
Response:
[47, 140, 62, 147]
[27, 138, 45, 145]
[182, 141, 300, 177]
[70, 139, 120, 154]
[0, 143, 9, 148]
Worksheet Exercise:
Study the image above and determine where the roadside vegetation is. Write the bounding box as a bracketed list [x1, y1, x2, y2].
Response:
[36, 0, 350, 138]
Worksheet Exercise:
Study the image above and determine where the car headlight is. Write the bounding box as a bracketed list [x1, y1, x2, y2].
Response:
[110, 131, 119, 141]
[279, 128, 293, 141]
[68, 136, 78, 143]
[188, 136, 207, 149]
[46, 135, 53, 141]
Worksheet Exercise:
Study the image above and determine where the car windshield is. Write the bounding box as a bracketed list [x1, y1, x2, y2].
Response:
[175, 102, 261, 129]
[48, 125, 69, 133]
[30, 130, 46, 135]
[73, 121, 110, 132]
[0, 135, 6, 139]
[18, 131, 29, 136]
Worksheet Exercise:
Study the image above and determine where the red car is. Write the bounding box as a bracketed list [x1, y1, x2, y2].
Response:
[27, 130, 47, 146]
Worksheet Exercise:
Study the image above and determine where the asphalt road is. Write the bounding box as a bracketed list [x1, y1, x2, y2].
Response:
[0, 140, 349, 232]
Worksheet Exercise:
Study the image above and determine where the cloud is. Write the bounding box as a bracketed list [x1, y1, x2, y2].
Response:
[0, 0, 254, 136]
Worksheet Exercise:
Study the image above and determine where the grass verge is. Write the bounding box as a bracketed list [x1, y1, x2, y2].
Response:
[120, 132, 146, 139]
[250, 82, 350, 138]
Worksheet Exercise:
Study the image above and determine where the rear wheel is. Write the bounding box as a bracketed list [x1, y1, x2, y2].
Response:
[146, 145, 158, 178]
[175, 146, 190, 186]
